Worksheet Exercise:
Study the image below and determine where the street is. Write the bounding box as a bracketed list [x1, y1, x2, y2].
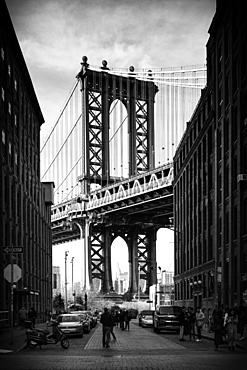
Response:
[1, 320, 246, 370]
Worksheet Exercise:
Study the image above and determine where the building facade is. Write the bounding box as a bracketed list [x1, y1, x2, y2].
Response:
[0, 2, 54, 322]
[173, 0, 247, 314]
[52, 266, 61, 297]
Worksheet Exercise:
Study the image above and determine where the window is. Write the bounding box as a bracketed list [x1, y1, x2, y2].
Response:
[8, 102, 11, 115]
[1, 87, 4, 101]
[218, 43, 223, 75]
[225, 212, 229, 244]
[225, 73, 230, 106]
[225, 27, 229, 58]
[218, 85, 223, 119]
[233, 59, 239, 93]
[2, 130, 5, 144]
[1, 47, 4, 60]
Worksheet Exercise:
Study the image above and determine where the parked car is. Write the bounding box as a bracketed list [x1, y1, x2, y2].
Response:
[74, 312, 91, 334]
[57, 313, 83, 337]
[153, 305, 182, 334]
[83, 311, 96, 328]
[140, 313, 154, 328]
[138, 310, 154, 326]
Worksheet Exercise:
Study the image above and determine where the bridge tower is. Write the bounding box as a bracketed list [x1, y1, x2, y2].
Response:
[76, 57, 159, 296]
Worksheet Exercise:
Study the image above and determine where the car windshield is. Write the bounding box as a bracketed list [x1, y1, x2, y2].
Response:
[58, 315, 80, 323]
[77, 314, 87, 320]
[143, 315, 153, 319]
[158, 306, 181, 315]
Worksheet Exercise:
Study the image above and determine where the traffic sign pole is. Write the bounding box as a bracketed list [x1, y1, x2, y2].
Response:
[10, 246, 14, 344]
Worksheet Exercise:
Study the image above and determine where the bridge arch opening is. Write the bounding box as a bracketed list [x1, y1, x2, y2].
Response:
[109, 99, 129, 179]
[111, 236, 129, 293]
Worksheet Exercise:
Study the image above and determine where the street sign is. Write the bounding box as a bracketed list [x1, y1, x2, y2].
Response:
[4, 264, 22, 283]
[3, 247, 23, 254]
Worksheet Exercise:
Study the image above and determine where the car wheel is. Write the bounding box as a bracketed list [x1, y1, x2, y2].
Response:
[61, 338, 70, 349]
[27, 339, 38, 349]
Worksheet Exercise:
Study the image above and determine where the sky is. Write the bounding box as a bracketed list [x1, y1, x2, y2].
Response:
[5, 0, 216, 288]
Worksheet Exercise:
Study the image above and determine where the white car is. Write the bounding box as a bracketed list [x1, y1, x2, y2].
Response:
[57, 314, 83, 337]
[140, 314, 154, 328]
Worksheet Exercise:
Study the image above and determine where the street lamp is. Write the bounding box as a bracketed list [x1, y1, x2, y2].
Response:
[138, 264, 141, 301]
[65, 251, 69, 312]
[71, 257, 74, 303]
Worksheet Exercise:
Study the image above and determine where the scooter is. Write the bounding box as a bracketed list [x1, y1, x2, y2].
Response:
[26, 319, 69, 349]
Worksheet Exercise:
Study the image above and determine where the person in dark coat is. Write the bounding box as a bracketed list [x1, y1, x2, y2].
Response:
[28, 307, 37, 328]
[100, 308, 114, 348]
[187, 307, 196, 341]
[237, 305, 246, 340]
[213, 308, 224, 351]
[178, 306, 187, 341]
[119, 310, 125, 331]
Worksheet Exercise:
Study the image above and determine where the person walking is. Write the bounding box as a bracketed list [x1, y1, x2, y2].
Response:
[18, 306, 28, 329]
[213, 307, 224, 351]
[110, 311, 117, 341]
[178, 306, 187, 341]
[28, 307, 37, 329]
[119, 310, 125, 331]
[237, 305, 246, 340]
[188, 307, 196, 341]
[124, 310, 131, 331]
[100, 308, 113, 348]
[226, 308, 238, 351]
[195, 307, 205, 342]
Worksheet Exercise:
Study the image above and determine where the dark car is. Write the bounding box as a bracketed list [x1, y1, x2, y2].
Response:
[71, 311, 91, 333]
[138, 310, 154, 326]
[153, 305, 182, 333]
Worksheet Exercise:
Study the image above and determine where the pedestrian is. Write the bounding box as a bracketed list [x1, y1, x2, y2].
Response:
[28, 307, 37, 328]
[195, 307, 205, 342]
[115, 311, 120, 327]
[178, 306, 187, 341]
[124, 310, 131, 331]
[237, 305, 246, 340]
[213, 307, 224, 351]
[226, 308, 238, 351]
[18, 306, 28, 329]
[100, 307, 113, 348]
[119, 310, 125, 331]
[110, 311, 117, 341]
[187, 307, 196, 341]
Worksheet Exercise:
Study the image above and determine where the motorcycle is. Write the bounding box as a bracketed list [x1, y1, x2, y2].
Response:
[26, 319, 69, 349]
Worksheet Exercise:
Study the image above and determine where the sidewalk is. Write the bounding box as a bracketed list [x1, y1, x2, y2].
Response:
[201, 325, 247, 350]
[0, 323, 48, 354]
[1, 321, 246, 354]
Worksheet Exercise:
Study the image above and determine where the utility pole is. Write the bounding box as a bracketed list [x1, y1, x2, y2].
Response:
[65, 251, 69, 312]
[71, 257, 74, 303]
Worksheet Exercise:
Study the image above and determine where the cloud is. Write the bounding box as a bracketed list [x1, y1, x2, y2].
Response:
[6, 0, 216, 134]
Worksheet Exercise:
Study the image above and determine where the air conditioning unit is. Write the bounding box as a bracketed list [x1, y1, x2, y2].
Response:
[237, 174, 247, 182]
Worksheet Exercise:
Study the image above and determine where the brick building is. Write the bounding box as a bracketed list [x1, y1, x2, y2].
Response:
[0, 1, 54, 322]
[173, 0, 247, 314]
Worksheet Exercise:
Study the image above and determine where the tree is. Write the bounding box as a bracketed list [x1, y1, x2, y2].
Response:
[53, 293, 64, 313]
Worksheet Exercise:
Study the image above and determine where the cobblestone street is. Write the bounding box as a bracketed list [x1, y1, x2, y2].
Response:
[1, 320, 246, 370]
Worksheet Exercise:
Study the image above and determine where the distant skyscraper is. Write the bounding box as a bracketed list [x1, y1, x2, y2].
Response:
[53, 266, 61, 296]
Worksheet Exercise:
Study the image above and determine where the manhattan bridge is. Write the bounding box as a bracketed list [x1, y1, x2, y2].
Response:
[41, 56, 206, 297]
